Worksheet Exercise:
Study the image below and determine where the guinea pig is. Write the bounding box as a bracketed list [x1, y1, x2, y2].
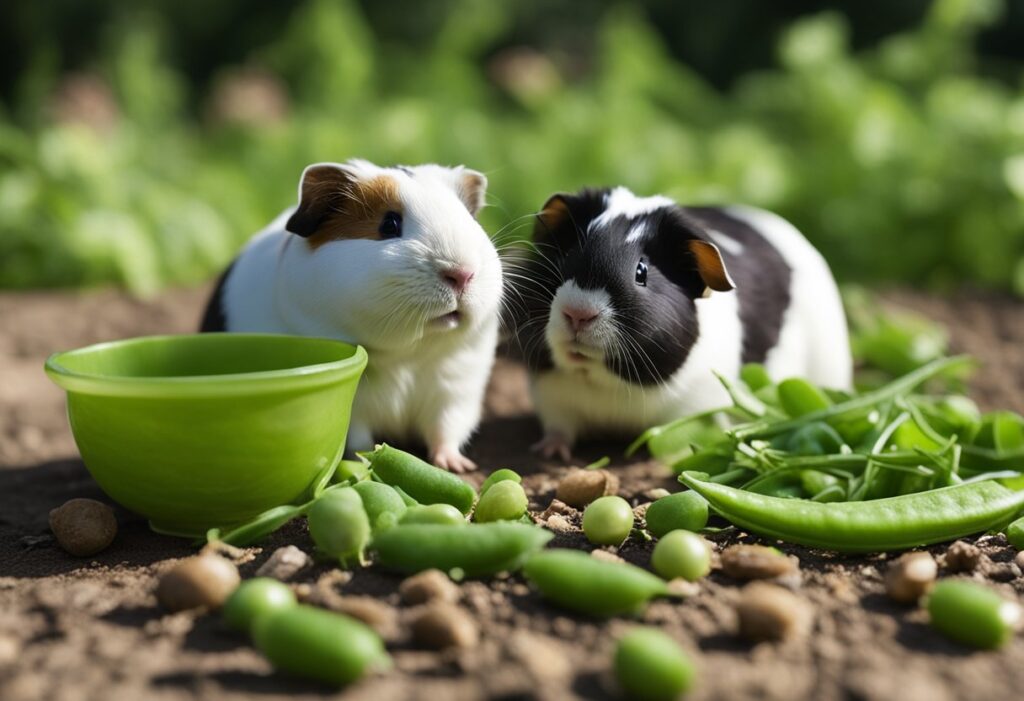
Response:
[509, 187, 852, 461]
[200, 159, 503, 472]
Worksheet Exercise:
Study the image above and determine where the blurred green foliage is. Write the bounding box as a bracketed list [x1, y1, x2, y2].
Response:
[1, 0, 1023, 295]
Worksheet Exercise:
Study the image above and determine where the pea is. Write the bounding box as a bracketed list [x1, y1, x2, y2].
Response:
[351, 481, 407, 531]
[777, 378, 831, 418]
[651, 530, 711, 582]
[252, 605, 390, 686]
[480, 468, 522, 496]
[615, 627, 696, 701]
[306, 488, 370, 565]
[400, 503, 467, 526]
[740, 363, 772, 392]
[582, 496, 634, 546]
[362, 443, 476, 514]
[523, 549, 669, 617]
[927, 580, 1022, 649]
[372, 522, 552, 577]
[1006, 515, 1024, 549]
[644, 492, 709, 538]
[474, 480, 528, 523]
[223, 577, 297, 633]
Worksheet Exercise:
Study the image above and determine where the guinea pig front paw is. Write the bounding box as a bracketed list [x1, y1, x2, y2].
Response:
[431, 444, 477, 474]
[531, 431, 574, 463]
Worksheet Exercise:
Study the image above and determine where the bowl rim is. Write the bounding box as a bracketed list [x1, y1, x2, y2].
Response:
[44, 333, 368, 398]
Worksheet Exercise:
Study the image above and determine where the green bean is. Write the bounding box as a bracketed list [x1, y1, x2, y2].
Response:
[474, 480, 529, 522]
[306, 488, 370, 565]
[582, 496, 634, 545]
[1007, 515, 1024, 549]
[480, 468, 521, 496]
[223, 578, 297, 633]
[651, 530, 711, 582]
[372, 522, 552, 577]
[644, 491, 709, 538]
[927, 580, 1022, 649]
[778, 378, 832, 418]
[524, 549, 670, 617]
[400, 503, 467, 526]
[252, 605, 390, 686]
[679, 470, 1024, 552]
[361, 444, 476, 514]
[615, 628, 696, 701]
[352, 480, 407, 531]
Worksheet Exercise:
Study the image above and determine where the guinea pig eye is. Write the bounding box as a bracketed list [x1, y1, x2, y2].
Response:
[635, 260, 648, 287]
[379, 211, 403, 239]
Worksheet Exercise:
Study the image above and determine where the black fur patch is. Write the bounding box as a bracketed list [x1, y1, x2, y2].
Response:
[683, 207, 792, 364]
[198, 261, 235, 332]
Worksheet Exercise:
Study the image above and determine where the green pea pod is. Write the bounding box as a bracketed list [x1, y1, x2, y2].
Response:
[777, 378, 832, 418]
[645, 491, 709, 538]
[212, 503, 308, 547]
[524, 549, 670, 617]
[800, 470, 839, 496]
[1006, 515, 1024, 549]
[400, 503, 467, 526]
[307, 488, 371, 565]
[334, 459, 370, 485]
[678, 471, 1024, 552]
[480, 468, 522, 497]
[361, 444, 476, 514]
[927, 580, 1022, 649]
[352, 480, 407, 531]
[372, 522, 552, 577]
[253, 605, 390, 686]
[786, 422, 844, 455]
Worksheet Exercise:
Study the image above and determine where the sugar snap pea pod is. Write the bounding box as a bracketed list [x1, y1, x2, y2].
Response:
[252, 605, 390, 686]
[1007, 515, 1024, 549]
[352, 480, 407, 531]
[927, 580, 1022, 649]
[480, 468, 521, 497]
[361, 444, 476, 514]
[210, 503, 308, 547]
[524, 549, 670, 617]
[400, 503, 467, 526]
[372, 522, 552, 577]
[778, 378, 832, 418]
[645, 491, 709, 538]
[679, 471, 1024, 552]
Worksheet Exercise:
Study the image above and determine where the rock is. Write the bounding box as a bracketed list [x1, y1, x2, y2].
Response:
[48, 498, 117, 557]
[409, 602, 479, 650]
[255, 545, 310, 581]
[155, 554, 240, 612]
[884, 552, 937, 603]
[555, 469, 619, 508]
[335, 596, 399, 639]
[736, 582, 812, 642]
[721, 545, 798, 580]
[399, 569, 460, 605]
[943, 540, 983, 573]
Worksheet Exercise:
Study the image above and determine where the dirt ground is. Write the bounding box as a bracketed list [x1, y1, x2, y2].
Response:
[1, 286, 1023, 701]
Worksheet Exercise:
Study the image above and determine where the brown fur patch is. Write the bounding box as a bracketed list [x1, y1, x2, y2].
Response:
[305, 174, 402, 250]
[688, 239, 736, 291]
[536, 194, 571, 234]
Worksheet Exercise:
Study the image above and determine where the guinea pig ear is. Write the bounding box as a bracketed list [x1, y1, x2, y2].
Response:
[285, 163, 355, 237]
[454, 168, 488, 218]
[687, 239, 736, 294]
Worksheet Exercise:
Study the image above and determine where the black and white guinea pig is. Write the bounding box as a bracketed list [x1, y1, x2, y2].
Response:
[510, 187, 852, 461]
[200, 159, 504, 472]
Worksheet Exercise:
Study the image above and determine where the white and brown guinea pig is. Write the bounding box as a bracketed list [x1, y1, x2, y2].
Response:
[511, 187, 852, 461]
[200, 159, 503, 472]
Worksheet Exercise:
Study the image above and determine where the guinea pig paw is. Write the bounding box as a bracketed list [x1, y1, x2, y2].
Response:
[531, 432, 573, 463]
[431, 445, 477, 474]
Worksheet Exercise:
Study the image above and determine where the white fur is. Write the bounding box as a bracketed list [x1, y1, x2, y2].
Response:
[221, 161, 503, 466]
[596, 187, 675, 240]
[531, 197, 851, 450]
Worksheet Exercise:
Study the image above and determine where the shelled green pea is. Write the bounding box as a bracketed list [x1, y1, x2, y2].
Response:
[582, 496, 634, 546]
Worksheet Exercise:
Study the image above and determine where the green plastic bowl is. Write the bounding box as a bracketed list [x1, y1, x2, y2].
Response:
[45, 333, 367, 537]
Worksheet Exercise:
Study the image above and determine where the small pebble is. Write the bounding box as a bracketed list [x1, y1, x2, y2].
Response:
[399, 569, 460, 605]
[721, 544, 798, 580]
[944, 540, 983, 573]
[885, 552, 937, 603]
[410, 602, 479, 649]
[589, 549, 625, 564]
[985, 561, 1021, 583]
[48, 498, 117, 557]
[544, 514, 574, 533]
[155, 554, 240, 612]
[555, 469, 619, 508]
[643, 488, 672, 501]
[335, 596, 399, 638]
[255, 545, 310, 581]
[540, 499, 576, 519]
[736, 582, 812, 642]
[1015, 551, 1024, 571]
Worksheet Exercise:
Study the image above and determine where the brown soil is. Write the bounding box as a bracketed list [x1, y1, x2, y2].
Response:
[1, 287, 1023, 701]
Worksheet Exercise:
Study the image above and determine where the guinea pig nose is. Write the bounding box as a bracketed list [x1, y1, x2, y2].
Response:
[441, 266, 475, 295]
[562, 306, 599, 332]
